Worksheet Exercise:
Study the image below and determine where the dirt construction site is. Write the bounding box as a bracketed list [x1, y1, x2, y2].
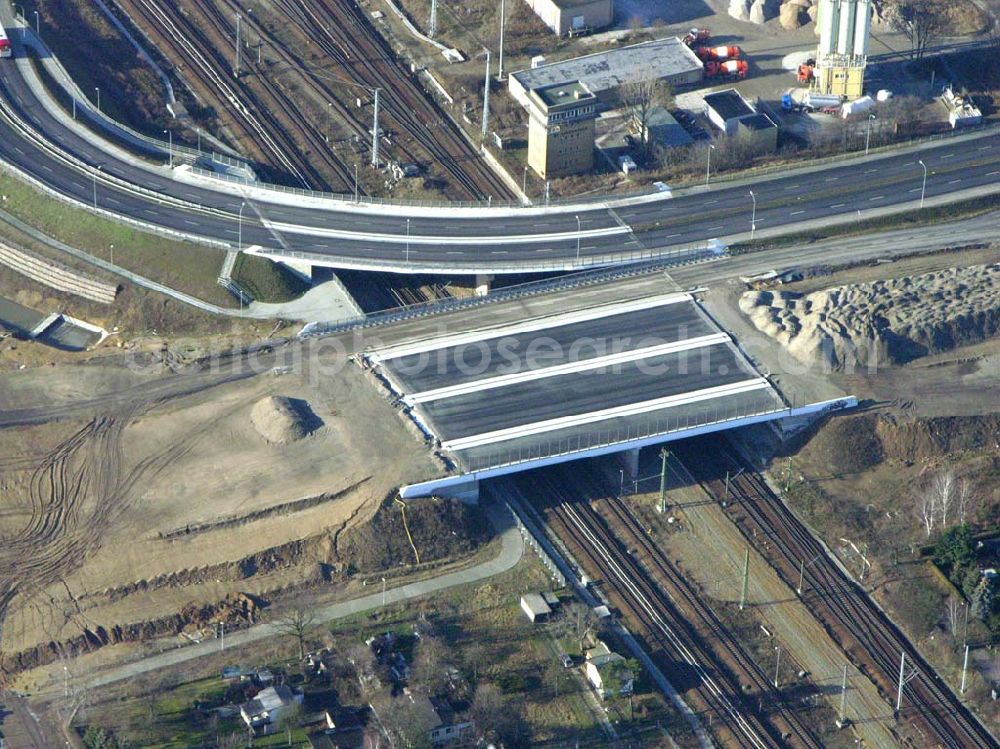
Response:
[0, 344, 443, 684]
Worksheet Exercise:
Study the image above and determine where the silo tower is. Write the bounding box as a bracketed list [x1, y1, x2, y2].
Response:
[815, 0, 871, 98]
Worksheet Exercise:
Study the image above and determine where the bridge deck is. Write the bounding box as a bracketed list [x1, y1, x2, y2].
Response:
[367, 293, 786, 475]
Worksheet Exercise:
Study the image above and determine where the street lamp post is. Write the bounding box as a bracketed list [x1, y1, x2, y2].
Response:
[918, 159, 928, 209]
[92, 165, 101, 209]
[381, 576, 387, 607]
[522, 165, 528, 197]
[749, 190, 757, 241]
[575, 214, 581, 263]
[354, 163, 359, 202]
[405, 217, 411, 263]
[94, 86, 100, 113]
[32, 10, 38, 36]
[706, 144, 715, 185]
[163, 129, 173, 168]
[865, 114, 875, 156]
[109, 243, 114, 265]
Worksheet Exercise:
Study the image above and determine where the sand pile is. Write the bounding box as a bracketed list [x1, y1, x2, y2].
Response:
[739, 264, 1000, 369]
[251, 396, 311, 444]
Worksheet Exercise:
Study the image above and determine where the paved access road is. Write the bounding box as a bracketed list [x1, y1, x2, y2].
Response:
[1, 33, 999, 274]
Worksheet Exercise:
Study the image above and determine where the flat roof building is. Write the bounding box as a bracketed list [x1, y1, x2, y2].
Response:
[526, 80, 598, 179]
[703, 89, 778, 151]
[510, 38, 704, 109]
[644, 107, 693, 148]
[525, 0, 614, 36]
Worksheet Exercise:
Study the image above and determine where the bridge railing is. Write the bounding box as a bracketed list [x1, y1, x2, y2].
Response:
[461, 395, 789, 473]
[298, 251, 710, 338]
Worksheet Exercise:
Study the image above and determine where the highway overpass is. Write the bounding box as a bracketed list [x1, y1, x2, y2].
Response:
[0, 18, 999, 274]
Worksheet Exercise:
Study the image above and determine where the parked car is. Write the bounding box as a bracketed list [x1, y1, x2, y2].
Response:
[560, 653, 574, 669]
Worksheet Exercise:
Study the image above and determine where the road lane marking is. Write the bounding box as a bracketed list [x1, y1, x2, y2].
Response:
[369, 293, 691, 361]
[948, 178, 962, 184]
[406, 334, 731, 404]
[830, 203, 846, 208]
[791, 210, 805, 215]
[869, 195, 884, 201]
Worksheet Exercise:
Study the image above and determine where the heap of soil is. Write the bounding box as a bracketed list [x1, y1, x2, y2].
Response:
[336, 497, 493, 573]
[797, 412, 1000, 473]
[740, 264, 1000, 369]
[251, 396, 310, 444]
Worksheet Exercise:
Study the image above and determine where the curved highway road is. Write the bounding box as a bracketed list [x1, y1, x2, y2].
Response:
[1, 40, 1000, 274]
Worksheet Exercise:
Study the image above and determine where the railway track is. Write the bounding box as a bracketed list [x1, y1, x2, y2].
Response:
[600, 492, 824, 749]
[519, 465, 817, 749]
[285, 0, 516, 201]
[673, 437, 998, 749]
[115, 0, 340, 189]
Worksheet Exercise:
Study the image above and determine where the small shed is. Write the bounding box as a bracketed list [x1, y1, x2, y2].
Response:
[520, 593, 553, 623]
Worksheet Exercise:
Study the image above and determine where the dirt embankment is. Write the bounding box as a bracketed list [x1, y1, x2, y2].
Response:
[740, 264, 1000, 369]
[795, 411, 1000, 474]
[0, 497, 491, 681]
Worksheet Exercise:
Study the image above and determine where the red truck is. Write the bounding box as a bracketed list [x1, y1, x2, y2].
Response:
[696, 45, 742, 62]
[705, 60, 749, 79]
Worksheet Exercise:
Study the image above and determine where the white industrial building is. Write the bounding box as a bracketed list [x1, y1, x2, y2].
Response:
[525, 0, 614, 36]
[509, 37, 704, 110]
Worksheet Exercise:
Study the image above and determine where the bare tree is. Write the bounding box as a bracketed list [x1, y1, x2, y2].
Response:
[918, 490, 937, 537]
[946, 595, 962, 635]
[273, 607, 317, 660]
[345, 641, 380, 697]
[411, 631, 453, 695]
[883, 0, 947, 59]
[957, 479, 975, 525]
[933, 471, 955, 527]
[560, 600, 599, 652]
[619, 77, 674, 159]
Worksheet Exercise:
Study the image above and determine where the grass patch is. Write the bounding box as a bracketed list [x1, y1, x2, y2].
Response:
[231, 254, 310, 303]
[728, 191, 1000, 254]
[0, 170, 236, 307]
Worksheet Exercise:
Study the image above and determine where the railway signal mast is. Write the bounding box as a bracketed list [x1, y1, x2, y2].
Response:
[429, 0, 438, 38]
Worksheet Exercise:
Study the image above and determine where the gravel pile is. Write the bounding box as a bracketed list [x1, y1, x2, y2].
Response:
[739, 264, 1000, 368]
[251, 395, 310, 444]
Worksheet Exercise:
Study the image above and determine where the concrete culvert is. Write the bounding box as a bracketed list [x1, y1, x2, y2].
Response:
[251, 395, 321, 444]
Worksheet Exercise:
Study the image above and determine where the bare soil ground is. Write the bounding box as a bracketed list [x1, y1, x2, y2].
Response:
[0, 349, 446, 682]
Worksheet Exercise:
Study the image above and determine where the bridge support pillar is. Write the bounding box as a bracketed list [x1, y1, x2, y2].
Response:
[475, 274, 494, 297]
[280, 259, 314, 283]
[620, 448, 640, 481]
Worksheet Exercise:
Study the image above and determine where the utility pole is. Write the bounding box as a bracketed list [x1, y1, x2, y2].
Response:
[797, 558, 805, 595]
[482, 49, 491, 138]
[234, 13, 241, 77]
[498, 0, 506, 81]
[960, 644, 969, 694]
[658, 448, 669, 514]
[837, 664, 848, 726]
[724, 470, 730, 503]
[896, 651, 918, 712]
[739, 548, 750, 610]
[773, 646, 781, 688]
[371, 88, 380, 167]
[429, 0, 438, 38]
